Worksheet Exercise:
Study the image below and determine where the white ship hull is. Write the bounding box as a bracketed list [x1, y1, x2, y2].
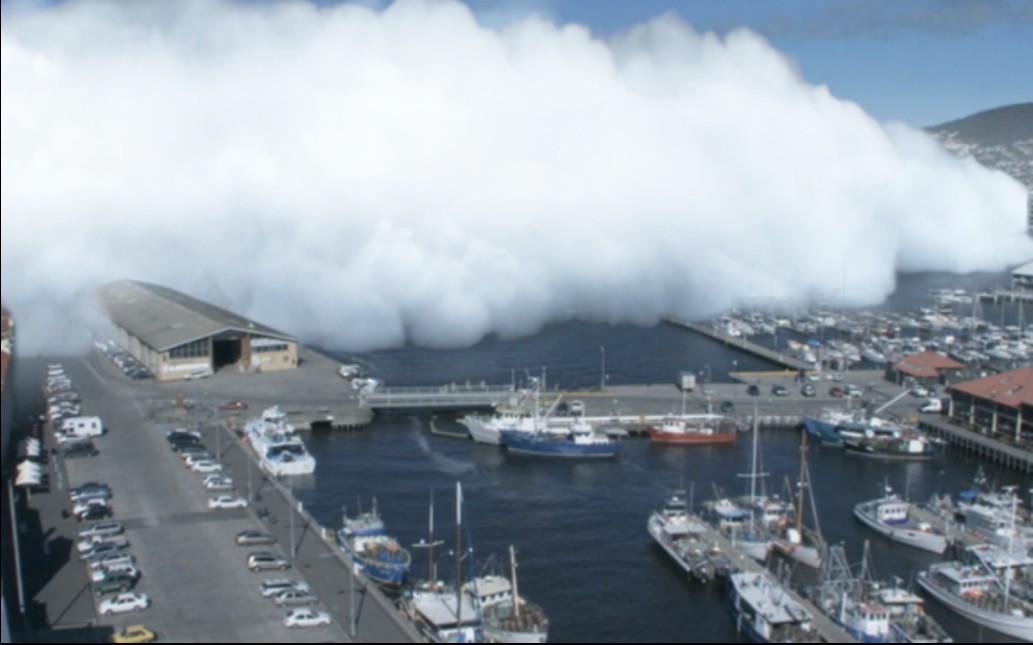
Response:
[484, 627, 547, 644]
[854, 504, 948, 554]
[648, 516, 695, 576]
[260, 456, 316, 477]
[917, 572, 1033, 641]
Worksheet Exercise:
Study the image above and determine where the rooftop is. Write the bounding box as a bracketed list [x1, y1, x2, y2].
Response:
[948, 367, 1033, 410]
[893, 351, 965, 379]
[100, 281, 294, 352]
[1012, 261, 1033, 278]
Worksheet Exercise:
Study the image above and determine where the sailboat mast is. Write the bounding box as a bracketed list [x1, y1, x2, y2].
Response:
[429, 493, 437, 585]
[456, 482, 464, 629]
[750, 405, 759, 524]
[510, 545, 521, 621]
[796, 432, 808, 534]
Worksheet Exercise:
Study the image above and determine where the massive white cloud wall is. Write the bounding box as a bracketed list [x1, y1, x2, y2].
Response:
[2, 0, 1029, 353]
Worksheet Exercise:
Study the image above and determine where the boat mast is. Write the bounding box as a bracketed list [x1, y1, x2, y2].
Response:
[456, 482, 464, 629]
[795, 432, 808, 534]
[510, 545, 521, 621]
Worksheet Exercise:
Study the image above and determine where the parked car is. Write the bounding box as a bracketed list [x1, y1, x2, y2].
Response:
[204, 476, 235, 492]
[90, 572, 136, 596]
[910, 386, 929, 398]
[720, 401, 735, 414]
[219, 400, 249, 412]
[828, 386, 844, 398]
[63, 442, 99, 459]
[98, 592, 150, 616]
[110, 625, 156, 643]
[746, 384, 760, 397]
[273, 589, 319, 607]
[182, 452, 216, 467]
[261, 579, 311, 599]
[190, 460, 224, 474]
[71, 482, 113, 498]
[77, 504, 114, 523]
[79, 542, 128, 563]
[236, 530, 277, 547]
[77, 521, 124, 540]
[88, 552, 136, 572]
[77, 535, 129, 555]
[284, 609, 332, 629]
[70, 489, 112, 507]
[771, 384, 788, 397]
[90, 562, 140, 583]
[247, 552, 291, 572]
[801, 384, 816, 398]
[73, 499, 111, 518]
[209, 496, 249, 511]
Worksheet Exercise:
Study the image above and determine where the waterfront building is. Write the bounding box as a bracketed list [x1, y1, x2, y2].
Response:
[946, 367, 1033, 444]
[887, 351, 966, 387]
[1012, 260, 1033, 291]
[100, 281, 298, 382]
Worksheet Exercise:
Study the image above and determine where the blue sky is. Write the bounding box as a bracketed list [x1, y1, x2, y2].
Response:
[337, 0, 1033, 127]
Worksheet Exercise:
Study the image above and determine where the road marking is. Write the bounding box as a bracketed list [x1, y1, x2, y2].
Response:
[79, 355, 109, 387]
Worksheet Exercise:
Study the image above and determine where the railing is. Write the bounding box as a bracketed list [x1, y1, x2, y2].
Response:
[360, 384, 518, 410]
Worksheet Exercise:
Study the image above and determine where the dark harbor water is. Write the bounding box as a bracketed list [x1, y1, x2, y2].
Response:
[292, 272, 1031, 644]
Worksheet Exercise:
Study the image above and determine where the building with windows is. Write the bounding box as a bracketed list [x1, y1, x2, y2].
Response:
[1012, 260, 1033, 291]
[100, 281, 297, 382]
[946, 366, 1033, 444]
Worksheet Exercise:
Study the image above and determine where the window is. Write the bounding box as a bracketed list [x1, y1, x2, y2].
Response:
[252, 338, 289, 354]
[169, 339, 209, 359]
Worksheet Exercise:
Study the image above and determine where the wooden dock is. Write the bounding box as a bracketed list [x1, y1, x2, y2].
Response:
[918, 415, 1033, 474]
[664, 317, 813, 372]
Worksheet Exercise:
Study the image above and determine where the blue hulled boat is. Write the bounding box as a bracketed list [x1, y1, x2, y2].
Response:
[501, 419, 620, 459]
[337, 501, 412, 588]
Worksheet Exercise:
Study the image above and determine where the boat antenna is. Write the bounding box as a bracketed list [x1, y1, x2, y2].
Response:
[456, 481, 464, 630]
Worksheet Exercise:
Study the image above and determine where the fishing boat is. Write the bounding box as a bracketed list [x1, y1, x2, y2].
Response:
[812, 544, 952, 644]
[649, 489, 718, 582]
[843, 431, 937, 461]
[803, 409, 857, 446]
[460, 376, 568, 446]
[853, 484, 949, 554]
[244, 406, 316, 477]
[401, 484, 486, 644]
[501, 418, 619, 459]
[916, 544, 1033, 641]
[337, 500, 411, 588]
[646, 413, 737, 444]
[464, 548, 549, 644]
[728, 571, 820, 643]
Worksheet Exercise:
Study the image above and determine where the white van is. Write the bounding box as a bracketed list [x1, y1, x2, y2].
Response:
[61, 417, 105, 438]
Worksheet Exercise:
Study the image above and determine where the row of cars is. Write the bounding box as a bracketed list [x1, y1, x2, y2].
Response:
[48, 366, 106, 461]
[45, 364, 83, 425]
[247, 552, 333, 629]
[94, 340, 154, 381]
[167, 429, 250, 510]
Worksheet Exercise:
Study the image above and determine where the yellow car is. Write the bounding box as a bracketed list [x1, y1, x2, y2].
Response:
[111, 625, 156, 643]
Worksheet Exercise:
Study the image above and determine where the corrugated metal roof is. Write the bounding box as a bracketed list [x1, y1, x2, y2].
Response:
[893, 351, 965, 378]
[948, 367, 1033, 410]
[1012, 261, 1033, 278]
[99, 281, 294, 352]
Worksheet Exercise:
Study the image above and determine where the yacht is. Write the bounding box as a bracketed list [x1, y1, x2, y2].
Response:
[245, 407, 315, 477]
[854, 487, 949, 554]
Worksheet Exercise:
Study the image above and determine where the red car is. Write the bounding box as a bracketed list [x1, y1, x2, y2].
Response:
[219, 401, 248, 412]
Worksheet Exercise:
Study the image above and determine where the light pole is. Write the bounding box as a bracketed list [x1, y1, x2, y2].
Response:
[288, 477, 297, 559]
[600, 347, 606, 391]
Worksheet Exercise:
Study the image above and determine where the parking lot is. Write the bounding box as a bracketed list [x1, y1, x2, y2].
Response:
[17, 355, 350, 643]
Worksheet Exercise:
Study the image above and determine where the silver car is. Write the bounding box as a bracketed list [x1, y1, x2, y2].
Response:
[273, 589, 319, 607]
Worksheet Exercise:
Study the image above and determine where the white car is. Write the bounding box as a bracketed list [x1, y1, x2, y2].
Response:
[90, 563, 140, 583]
[98, 592, 150, 616]
[77, 521, 124, 541]
[284, 609, 332, 629]
[77, 535, 129, 554]
[88, 552, 136, 572]
[208, 495, 248, 510]
[190, 460, 224, 474]
[204, 476, 235, 492]
[261, 579, 311, 599]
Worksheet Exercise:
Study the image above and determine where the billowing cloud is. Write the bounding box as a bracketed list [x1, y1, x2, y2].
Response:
[2, 0, 1029, 354]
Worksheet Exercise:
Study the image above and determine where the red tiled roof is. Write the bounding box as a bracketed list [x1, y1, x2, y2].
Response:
[893, 351, 965, 379]
[948, 367, 1033, 410]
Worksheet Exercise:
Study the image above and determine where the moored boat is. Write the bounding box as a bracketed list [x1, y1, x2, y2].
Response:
[728, 571, 820, 643]
[464, 548, 549, 644]
[854, 486, 949, 554]
[648, 489, 718, 582]
[337, 501, 411, 588]
[501, 418, 619, 459]
[245, 406, 316, 477]
[646, 414, 737, 444]
[916, 545, 1033, 641]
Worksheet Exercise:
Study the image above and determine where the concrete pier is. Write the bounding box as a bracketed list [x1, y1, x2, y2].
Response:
[664, 317, 813, 372]
[918, 416, 1033, 475]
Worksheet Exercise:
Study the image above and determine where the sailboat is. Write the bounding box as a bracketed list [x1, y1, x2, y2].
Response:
[771, 433, 825, 569]
[401, 485, 485, 644]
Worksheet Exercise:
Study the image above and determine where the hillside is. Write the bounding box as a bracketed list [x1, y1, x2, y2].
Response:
[927, 103, 1033, 188]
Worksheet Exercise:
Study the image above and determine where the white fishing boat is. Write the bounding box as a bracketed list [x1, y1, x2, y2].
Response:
[245, 406, 316, 477]
[916, 544, 1033, 641]
[854, 484, 950, 554]
[464, 548, 549, 644]
[728, 571, 820, 643]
